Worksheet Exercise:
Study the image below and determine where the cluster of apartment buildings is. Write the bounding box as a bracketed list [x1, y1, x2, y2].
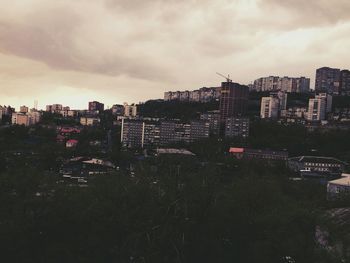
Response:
[260, 91, 333, 123]
[315, 67, 350, 95]
[164, 87, 221, 102]
[46, 104, 78, 118]
[260, 91, 288, 119]
[122, 80, 251, 148]
[251, 76, 310, 93]
[11, 106, 41, 126]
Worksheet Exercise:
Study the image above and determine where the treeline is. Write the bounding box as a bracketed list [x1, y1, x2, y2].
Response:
[138, 100, 219, 121]
[1, 154, 348, 262]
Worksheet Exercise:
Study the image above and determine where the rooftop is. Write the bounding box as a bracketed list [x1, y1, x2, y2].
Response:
[156, 148, 195, 156]
[328, 174, 350, 187]
[290, 156, 347, 165]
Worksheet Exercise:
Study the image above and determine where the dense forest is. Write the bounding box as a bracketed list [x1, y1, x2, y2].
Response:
[0, 123, 350, 262]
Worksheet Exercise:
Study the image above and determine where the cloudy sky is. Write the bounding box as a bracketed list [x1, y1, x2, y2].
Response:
[0, 0, 350, 109]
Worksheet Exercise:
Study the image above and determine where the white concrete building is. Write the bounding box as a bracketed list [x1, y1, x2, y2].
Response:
[124, 103, 137, 117]
[260, 96, 280, 119]
[80, 117, 100, 126]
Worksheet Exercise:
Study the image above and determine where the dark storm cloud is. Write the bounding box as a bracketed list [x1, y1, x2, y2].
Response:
[260, 0, 350, 26]
[0, 0, 349, 109]
[0, 7, 172, 81]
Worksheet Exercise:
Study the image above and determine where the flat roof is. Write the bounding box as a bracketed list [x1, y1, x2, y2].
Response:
[290, 156, 347, 165]
[328, 174, 350, 187]
[157, 148, 195, 156]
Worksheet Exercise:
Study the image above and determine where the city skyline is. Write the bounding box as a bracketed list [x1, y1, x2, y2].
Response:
[1, 0, 350, 109]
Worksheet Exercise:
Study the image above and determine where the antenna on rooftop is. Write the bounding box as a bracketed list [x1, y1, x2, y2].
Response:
[34, 100, 38, 110]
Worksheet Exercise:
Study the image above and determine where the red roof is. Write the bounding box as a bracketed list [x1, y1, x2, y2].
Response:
[229, 147, 245, 153]
[67, 139, 78, 144]
[61, 127, 81, 133]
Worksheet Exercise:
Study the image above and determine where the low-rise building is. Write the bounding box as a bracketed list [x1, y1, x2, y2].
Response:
[80, 117, 100, 126]
[60, 110, 77, 118]
[156, 148, 195, 156]
[66, 139, 78, 148]
[229, 147, 288, 161]
[327, 174, 350, 198]
[121, 119, 210, 148]
[288, 156, 347, 178]
[225, 117, 249, 138]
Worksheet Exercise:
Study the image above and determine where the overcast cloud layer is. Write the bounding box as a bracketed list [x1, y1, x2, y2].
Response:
[0, 0, 350, 109]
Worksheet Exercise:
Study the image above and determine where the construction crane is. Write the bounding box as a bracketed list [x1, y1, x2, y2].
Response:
[216, 72, 232, 82]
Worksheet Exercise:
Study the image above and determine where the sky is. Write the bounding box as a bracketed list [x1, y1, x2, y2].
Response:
[0, 0, 350, 110]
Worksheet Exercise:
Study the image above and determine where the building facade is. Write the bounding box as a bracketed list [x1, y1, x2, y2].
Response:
[219, 81, 249, 122]
[289, 156, 347, 178]
[164, 87, 221, 103]
[124, 103, 137, 117]
[121, 119, 210, 148]
[253, 76, 310, 93]
[225, 117, 249, 138]
[260, 96, 280, 119]
[229, 147, 288, 161]
[327, 174, 350, 198]
[11, 109, 41, 126]
[340, 70, 350, 95]
[111, 104, 124, 115]
[200, 110, 221, 135]
[315, 67, 341, 94]
[307, 93, 332, 122]
[80, 117, 100, 126]
[88, 101, 104, 112]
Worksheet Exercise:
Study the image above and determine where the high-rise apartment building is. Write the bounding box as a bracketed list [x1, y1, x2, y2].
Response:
[219, 81, 249, 122]
[111, 104, 125, 116]
[88, 101, 104, 112]
[46, 104, 63, 113]
[307, 98, 326, 121]
[316, 93, 332, 113]
[20, 106, 29, 113]
[253, 76, 310, 93]
[0, 106, 3, 121]
[260, 91, 288, 119]
[124, 103, 137, 117]
[297, 77, 311, 93]
[315, 67, 341, 94]
[121, 119, 145, 148]
[260, 96, 280, 119]
[340, 69, 350, 95]
[307, 93, 332, 121]
[164, 87, 221, 103]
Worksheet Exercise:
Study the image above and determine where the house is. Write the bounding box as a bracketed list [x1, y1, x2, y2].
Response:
[66, 139, 78, 148]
